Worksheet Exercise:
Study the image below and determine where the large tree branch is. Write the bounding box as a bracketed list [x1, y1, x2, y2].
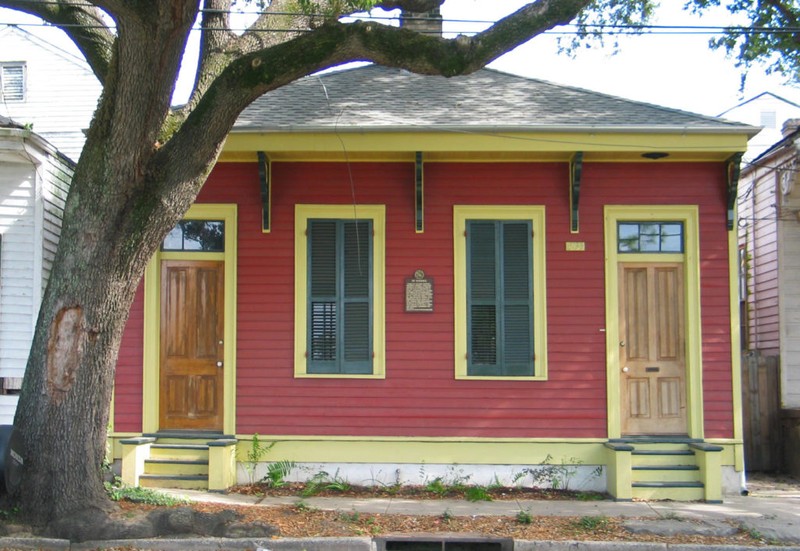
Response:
[154, 0, 590, 191]
[0, 0, 115, 84]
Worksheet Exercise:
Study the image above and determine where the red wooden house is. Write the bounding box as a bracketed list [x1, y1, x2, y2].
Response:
[114, 65, 756, 501]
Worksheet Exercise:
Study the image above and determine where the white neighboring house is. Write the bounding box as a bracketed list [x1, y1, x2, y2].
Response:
[0, 24, 101, 163]
[719, 92, 800, 161]
[0, 115, 73, 424]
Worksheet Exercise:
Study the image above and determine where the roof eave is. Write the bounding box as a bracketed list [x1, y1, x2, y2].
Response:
[230, 124, 760, 137]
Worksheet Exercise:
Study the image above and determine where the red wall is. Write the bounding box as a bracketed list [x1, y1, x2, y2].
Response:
[114, 160, 734, 439]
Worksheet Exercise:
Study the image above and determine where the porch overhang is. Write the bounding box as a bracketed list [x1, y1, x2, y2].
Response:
[219, 129, 752, 163]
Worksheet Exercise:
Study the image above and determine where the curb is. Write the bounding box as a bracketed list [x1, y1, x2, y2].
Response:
[1, 537, 798, 551]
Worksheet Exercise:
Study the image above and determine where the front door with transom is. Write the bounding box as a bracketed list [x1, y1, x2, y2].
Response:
[618, 263, 687, 435]
[159, 260, 224, 431]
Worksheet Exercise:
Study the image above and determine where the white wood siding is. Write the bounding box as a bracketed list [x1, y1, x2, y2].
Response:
[739, 165, 780, 355]
[0, 27, 101, 162]
[40, 154, 71, 289]
[0, 160, 37, 381]
[0, 395, 17, 425]
[780, 165, 800, 407]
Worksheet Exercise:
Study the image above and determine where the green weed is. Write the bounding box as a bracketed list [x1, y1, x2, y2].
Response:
[515, 509, 533, 525]
[425, 477, 448, 496]
[244, 433, 276, 485]
[263, 459, 295, 488]
[465, 485, 492, 502]
[104, 479, 187, 506]
[575, 515, 609, 531]
[338, 510, 360, 522]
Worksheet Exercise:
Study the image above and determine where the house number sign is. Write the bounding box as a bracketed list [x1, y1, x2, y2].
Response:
[405, 269, 434, 313]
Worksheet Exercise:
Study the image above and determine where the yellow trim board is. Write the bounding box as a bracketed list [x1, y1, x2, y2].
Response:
[604, 206, 702, 439]
[453, 206, 548, 381]
[728, 223, 745, 470]
[222, 132, 749, 161]
[107, 433, 740, 468]
[294, 204, 386, 378]
[142, 204, 238, 434]
[235, 438, 609, 465]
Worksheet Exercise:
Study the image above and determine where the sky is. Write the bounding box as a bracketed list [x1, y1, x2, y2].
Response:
[1, 1, 799, 118]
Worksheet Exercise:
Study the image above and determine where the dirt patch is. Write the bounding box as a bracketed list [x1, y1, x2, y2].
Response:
[232, 481, 604, 501]
[116, 500, 764, 546]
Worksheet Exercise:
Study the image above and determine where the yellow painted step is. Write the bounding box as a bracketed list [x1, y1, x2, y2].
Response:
[632, 466, 700, 484]
[139, 474, 208, 490]
[631, 451, 696, 467]
[149, 444, 209, 462]
[632, 482, 704, 501]
[144, 459, 209, 476]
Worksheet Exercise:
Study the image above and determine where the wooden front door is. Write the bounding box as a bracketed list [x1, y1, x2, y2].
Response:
[619, 263, 687, 435]
[160, 260, 224, 431]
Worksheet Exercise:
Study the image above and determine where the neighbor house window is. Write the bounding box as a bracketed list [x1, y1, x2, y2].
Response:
[1, 63, 25, 102]
[295, 205, 385, 378]
[454, 206, 547, 380]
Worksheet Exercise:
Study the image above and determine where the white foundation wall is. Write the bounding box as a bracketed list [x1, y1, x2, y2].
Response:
[237, 462, 608, 494]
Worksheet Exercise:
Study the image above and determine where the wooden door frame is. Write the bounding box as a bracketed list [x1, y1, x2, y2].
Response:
[142, 203, 238, 435]
[603, 206, 703, 439]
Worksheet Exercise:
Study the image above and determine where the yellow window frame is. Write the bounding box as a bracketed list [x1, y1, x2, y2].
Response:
[453, 205, 548, 380]
[294, 204, 386, 378]
[142, 203, 238, 435]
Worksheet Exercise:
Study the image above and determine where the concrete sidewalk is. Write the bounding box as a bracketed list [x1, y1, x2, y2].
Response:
[2, 486, 798, 550]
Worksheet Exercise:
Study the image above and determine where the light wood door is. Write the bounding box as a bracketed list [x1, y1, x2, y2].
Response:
[160, 260, 224, 431]
[619, 263, 687, 435]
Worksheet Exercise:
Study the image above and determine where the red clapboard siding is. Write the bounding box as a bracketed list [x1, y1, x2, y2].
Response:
[114, 285, 144, 432]
[583, 163, 734, 439]
[113, 160, 736, 440]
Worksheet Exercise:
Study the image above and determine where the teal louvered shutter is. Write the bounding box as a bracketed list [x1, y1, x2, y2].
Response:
[307, 219, 373, 374]
[466, 220, 534, 376]
[309, 220, 338, 373]
[342, 220, 372, 374]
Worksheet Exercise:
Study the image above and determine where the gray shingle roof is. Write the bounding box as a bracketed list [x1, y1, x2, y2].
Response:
[234, 64, 754, 134]
[0, 115, 23, 129]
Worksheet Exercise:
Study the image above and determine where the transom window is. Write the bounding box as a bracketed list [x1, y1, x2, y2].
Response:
[617, 222, 683, 253]
[1, 63, 25, 102]
[162, 220, 225, 252]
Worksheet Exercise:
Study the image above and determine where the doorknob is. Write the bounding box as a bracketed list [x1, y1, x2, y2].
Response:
[217, 361, 223, 368]
[622, 366, 629, 373]
[619, 341, 625, 347]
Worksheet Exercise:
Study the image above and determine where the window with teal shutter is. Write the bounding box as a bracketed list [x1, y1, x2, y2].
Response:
[308, 219, 373, 374]
[466, 220, 534, 376]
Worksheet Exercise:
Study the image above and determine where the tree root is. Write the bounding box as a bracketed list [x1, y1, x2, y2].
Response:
[41, 506, 278, 542]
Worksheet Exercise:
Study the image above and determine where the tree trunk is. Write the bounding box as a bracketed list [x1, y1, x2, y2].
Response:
[9, 4, 203, 526]
[10, 146, 185, 526]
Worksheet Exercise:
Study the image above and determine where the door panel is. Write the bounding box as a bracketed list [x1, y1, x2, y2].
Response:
[619, 263, 686, 435]
[160, 260, 224, 431]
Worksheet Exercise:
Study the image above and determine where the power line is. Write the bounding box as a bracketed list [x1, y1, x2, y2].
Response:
[1, 10, 799, 36]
